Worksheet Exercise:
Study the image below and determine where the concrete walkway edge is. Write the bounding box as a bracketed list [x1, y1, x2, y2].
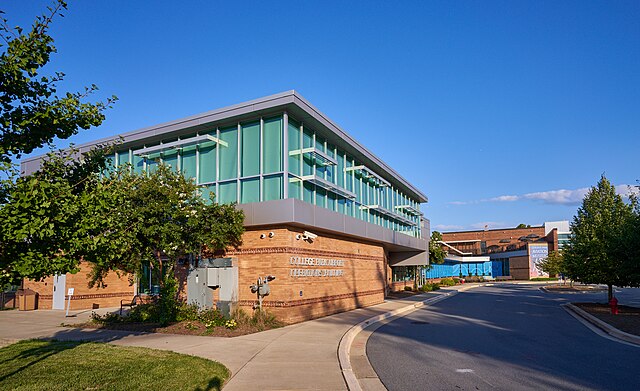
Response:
[562, 303, 640, 347]
[338, 284, 482, 391]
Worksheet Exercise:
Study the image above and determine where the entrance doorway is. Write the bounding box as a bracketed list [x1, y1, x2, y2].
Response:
[52, 274, 66, 309]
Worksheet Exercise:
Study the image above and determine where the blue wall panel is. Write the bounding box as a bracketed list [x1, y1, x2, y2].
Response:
[423, 260, 509, 279]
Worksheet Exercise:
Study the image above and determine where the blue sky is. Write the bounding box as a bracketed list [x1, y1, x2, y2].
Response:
[5, 1, 639, 231]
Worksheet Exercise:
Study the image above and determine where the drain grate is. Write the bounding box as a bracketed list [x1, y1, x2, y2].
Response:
[411, 321, 430, 325]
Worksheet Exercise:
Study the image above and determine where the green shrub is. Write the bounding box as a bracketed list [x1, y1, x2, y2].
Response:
[198, 308, 226, 327]
[231, 307, 283, 331]
[91, 311, 124, 324]
[128, 303, 159, 323]
[176, 303, 200, 322]
[420, 282, 440, 292]
[404, 286, 414, 292]
[530, 277, 559, 281]
[439, 278, 456, 287]
[250, 309, 283, 330]
[158, 274, 179, 326]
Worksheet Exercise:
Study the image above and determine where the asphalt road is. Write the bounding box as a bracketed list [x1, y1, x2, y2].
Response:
[367, 284, 640, 391]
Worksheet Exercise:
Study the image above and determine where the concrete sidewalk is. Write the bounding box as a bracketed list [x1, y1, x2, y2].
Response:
[0, 291, 450, 390]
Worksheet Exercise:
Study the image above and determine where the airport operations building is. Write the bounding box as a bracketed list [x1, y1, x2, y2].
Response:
[21, 91, 430, 323]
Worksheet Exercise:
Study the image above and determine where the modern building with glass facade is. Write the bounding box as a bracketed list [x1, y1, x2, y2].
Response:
[22, 91, 430, 322]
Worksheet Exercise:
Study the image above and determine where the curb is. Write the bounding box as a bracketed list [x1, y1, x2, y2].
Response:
[562, 303, 640, 347]
[338, 284, 481, 391]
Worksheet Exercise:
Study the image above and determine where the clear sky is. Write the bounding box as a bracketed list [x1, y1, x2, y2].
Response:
[5, 1, 640, 231]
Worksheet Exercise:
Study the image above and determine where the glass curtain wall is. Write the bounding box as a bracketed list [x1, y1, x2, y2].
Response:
[108, 112, 422, 238]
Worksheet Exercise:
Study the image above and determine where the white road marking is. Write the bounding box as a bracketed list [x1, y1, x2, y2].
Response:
[456, 369, 474, 373]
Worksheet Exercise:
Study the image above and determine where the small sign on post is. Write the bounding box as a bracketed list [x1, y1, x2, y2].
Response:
[65, 288, 74, 317]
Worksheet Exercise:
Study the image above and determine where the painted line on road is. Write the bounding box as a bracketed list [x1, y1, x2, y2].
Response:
[562, 304, 640, 348]
[338, 284, 483, 391]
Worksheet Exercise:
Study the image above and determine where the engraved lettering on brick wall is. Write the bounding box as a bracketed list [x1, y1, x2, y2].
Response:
[289, 256, 345, 278]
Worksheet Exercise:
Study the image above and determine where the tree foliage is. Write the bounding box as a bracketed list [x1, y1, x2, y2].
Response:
[0, 0, 115, 168]
[536, 250, 564, 276]
[0, 146, 113, 284]
[429, 230, 446, 265]
[0, 150, 245, 290]
[86, 164, 245, 289]
[563, 175, 637, 300]
[516, 223, 531, 229]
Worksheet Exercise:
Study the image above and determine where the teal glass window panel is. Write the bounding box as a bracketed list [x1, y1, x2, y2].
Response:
[346, 199, 354, 217]
[303, 182, 314, 204]
[199, 185, 216, 204]
[117, 150, 130, 169]
[219, 126, 238, 180]
[104, 154, 116, 174]
[315, 187, 326, 208]
[162, 150, 178, 172]
[240, 178, 259, 204]
[336, 152, 344, 187]
[315, 139, 327, 178]
[289, 180, 302, 200]
[146, 157, 159, 173]
[289, 154, 301, 176]
[241, 122, 260, 177]
[315, 135, 325, 153]
[288, 119, 301, 176]
[327, 192, 336, 212]
[263, 175, 283, 201]
[182, 148, 197, 180]
[263, 117, 282, 173]
[218, 181, 237, 204]
[133, 154, 145, 174]
[198, 143, 217, 183]
[345, 157, 353, 192]
[288, 119, 300, 150]
[329, 146, 338, 185]
[303, 128, 313, 148]
[338, 198, 346, 214]
[303, 155, 314, 176]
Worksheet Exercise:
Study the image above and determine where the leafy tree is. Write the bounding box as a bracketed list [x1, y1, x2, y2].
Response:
[0, 146, 114, 285]
[0, 150, 245, 317]
[516, 223, 532, 229]
[619, 185, 640, 287]
[0, 0, 115, 199]
[564, 175, 636, 301]
[84, 164, 245, 324]
[536, 250, 564, 277]
[429, 230, 446, 264]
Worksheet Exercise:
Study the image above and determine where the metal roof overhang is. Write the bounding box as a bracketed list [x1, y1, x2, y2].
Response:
[445, 255, 491, 263]
[20, 91, 428, 203]
[237, 198, 428, 257]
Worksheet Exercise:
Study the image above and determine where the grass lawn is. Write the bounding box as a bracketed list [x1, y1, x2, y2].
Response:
[0, 340, 229, 391]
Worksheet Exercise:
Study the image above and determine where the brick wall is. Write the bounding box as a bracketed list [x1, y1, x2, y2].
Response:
[230, 226, 386, 324]
[442, 227, 547, 255]
[23, 262, 135, 310]
[22, 226, 390, 323]
[509, 256, 531, 280]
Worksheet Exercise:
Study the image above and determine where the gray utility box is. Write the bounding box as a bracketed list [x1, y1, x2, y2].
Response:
[186, 258, 238, 317]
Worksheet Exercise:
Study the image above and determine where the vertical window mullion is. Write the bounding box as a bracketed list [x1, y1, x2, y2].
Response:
[259, 117, 264, 202]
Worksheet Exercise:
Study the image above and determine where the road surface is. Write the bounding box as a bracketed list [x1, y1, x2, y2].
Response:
[367, 284, 640, 391]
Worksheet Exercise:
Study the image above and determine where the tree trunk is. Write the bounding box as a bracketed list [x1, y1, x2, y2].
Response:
[155, 249, 164, 288]
[608, 284, 613, 302]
